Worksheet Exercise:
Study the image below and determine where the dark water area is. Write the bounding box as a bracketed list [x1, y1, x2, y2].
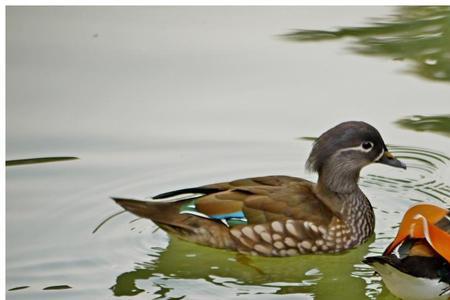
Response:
[6, 6, 450, 300]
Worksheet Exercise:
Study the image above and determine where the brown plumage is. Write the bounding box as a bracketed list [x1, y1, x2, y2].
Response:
[113, 121, 407, 256]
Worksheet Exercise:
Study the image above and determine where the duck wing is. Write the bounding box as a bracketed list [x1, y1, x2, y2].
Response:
[113, 175, 338, 255]
[151, 175, 334, 227]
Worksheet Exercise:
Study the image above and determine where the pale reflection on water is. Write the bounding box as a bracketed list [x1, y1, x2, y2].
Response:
[6, 6, 450, 300]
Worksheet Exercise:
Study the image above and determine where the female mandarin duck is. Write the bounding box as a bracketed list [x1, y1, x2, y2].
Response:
[364, 204, 450, 300]
[113, 121, 406, 256]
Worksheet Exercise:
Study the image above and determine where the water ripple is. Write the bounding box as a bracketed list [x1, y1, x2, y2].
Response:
[361, 145, 450, 204]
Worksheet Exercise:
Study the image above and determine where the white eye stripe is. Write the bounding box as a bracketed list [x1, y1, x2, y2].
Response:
[374, 149, 385, 162]
[337, 143, 374, 154]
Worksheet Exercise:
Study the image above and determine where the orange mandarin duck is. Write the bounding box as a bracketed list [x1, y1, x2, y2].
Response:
[364, 204, 450, 300]
[113, 121, 406, 256]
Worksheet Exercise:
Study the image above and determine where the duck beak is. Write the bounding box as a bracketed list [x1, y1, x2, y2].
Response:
[376, 151, 407, 169]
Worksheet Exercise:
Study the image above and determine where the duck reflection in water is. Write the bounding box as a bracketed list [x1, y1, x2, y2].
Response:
[111, 236, 375, 299]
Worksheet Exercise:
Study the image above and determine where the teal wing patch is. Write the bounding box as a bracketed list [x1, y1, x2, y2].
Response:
[179, 199, 247, 227]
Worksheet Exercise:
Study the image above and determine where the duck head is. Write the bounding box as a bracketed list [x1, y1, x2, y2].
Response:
[306, 121, 406, 193]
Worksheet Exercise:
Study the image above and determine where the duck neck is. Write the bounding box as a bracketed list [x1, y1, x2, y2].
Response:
[339, 188, 375, 244]
[316, 169, 375, 244]
[318, 162, 360, 194]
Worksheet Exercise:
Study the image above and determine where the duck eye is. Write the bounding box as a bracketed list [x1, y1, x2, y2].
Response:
[362, 141, 373, 150]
